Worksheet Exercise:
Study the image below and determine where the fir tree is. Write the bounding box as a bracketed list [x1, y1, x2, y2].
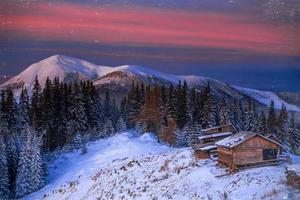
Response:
[15, 127, 44, 198]
[103, 119, 115, 137]
[175, 81, 189, 129]
[127, 82, 141, 128]
[201, 83, 215, 128]
[239, 100, 246, 130]
[187, 125, 201, 148]
[5, 88, 18, 131]
[258, 111, 267, 135]
[277, 104, 288, 143]
[0, 135, 9, 199]
[19, 87, 30, 127]
[267, 100, 277, 134]
[288, 112, 300, 153]
[167, 84, 176, 118]
[68, 82, 88, 133]
[30, 75, 42, 130]
[116, 117, 127, 133]
[104, 89, 112, 120]
[245, 98, 258, 132]
[230, 99, 243, 131]
[219, 98, 229, 125]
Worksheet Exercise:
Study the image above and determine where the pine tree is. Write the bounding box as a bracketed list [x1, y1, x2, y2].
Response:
[116, 117, 127, 133]
[103, 119, 115, 137]
[71, 133, 83, 150]
[104, 89, 112, 120]
[239, 100, 246, 131]
[267, 100, 277, 134]
[245, 98, 258, 132]
[258, 111, 267, 135]
[167, 84, 176, 118]
[175, 81, 189, 129]
[5, 88, 18, 131]
[230, 99, 243, 131]
[41, 77, 54, 151]
[68, 82, 88, 133]
[15, 127, 44, 198]
[0, 135, 9, 199]
[30, 75, 42, 130]
[219, 98, 229, 125]
[288, 112, 300, 153]
[277, 104, 288, 143]
[127, 82, 137, 128]
[19, 87, 30, 127]
[201, 83, 215, 128]
[188, 125, 201, 148]
[6, 133, 19, 197]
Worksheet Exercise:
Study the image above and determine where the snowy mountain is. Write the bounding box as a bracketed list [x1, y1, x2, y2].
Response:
[234, 86, 300, 112]
[23, 132, 300, 200]
[1, 54, 299, 111]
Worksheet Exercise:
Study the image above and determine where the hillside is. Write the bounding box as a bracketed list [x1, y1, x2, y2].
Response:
[23, 132, 300, 200]
[1, 54, 299, 112]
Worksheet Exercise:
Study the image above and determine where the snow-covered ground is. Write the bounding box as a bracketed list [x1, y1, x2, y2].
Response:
[24, 132, 300, 200]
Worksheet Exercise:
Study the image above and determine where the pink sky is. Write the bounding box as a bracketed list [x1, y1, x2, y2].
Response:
[1, 1, 299, 56]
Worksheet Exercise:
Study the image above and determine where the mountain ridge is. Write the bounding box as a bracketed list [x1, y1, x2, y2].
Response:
[1, 54, 299, 112]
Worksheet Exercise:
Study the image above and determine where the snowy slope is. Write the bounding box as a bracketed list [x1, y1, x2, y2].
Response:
[23, 132, 300, 200]
[234, 86, 300, 112]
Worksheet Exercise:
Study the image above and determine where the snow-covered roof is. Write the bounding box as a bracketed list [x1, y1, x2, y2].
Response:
[216, 132, 282, 148]
[198, 132, 233, 140]
[198, 145, 217, 151]
[201, 124, 236, 133]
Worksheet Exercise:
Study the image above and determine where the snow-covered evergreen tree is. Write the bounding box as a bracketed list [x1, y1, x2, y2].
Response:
[116, 117, 127, 133]
[267, 100, 277, 134]
[71, 133, 83, 150]
[30, 75, 42, 130]
[288, 112, 300, 153]
[15, 127, 44, 198]
[219, 98, 229, 125]
[0, 135, 9, 199]
[277, 104, 288, 143]
[201, 83, 215, 128]
[68, 83, 88, 134]
[238, 100, 246, 131]
[245, 98, 258, 132]
[230, 99, 243, 131]
[258, 111, 267, 135]
[103, 119, 115, 137]
[187, 124, 201, 148]
[19, 87, 30, 127]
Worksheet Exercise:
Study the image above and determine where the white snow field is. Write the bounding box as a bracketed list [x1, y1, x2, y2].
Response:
[23, 132, 300, 200]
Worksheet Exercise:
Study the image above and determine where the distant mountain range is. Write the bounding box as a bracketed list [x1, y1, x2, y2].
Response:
[1, 55, 299, 112]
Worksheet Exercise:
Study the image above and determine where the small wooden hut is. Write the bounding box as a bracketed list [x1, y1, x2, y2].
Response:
[193, 124, 237, 159]
[216, 132, 282, 170]
[202, 124, 237, 135]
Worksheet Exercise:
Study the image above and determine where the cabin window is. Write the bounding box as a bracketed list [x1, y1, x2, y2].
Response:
[218, 128, 222, 132]
[263, 149, 278, 160]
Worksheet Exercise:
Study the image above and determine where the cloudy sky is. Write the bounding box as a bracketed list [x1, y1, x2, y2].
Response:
[0, 0, 299, 91]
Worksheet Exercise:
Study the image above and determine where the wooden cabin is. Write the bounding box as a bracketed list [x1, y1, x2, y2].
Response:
[198, 124, 237, 148]
[216, 132, 282, 170]
[193, 144, 216, 159]
[193, 124, 237, 159]
[202, 124, 237, 135]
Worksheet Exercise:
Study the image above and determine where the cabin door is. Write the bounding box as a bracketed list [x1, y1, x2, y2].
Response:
[263, 149, 278, 160]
